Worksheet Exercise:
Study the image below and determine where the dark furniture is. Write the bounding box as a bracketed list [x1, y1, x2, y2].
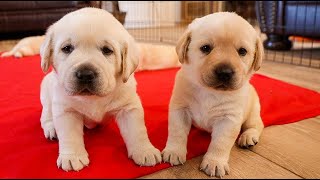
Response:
[255, 1, 320, 50]
[0, 1, 100, 40]
[225, 1, 256, 24]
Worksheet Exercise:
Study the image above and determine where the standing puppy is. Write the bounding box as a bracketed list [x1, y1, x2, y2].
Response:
[162, 12, 264, 177]
[40, 7, 161, 171]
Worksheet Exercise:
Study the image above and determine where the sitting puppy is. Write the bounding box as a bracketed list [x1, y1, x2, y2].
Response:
[40, 7, 161, 171]
[162, 12, 264, 177]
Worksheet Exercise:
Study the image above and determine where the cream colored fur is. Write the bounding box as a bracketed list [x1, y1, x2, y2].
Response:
[137, 42, 180, 71]
[1, 36, 45, 58]
[162, 12, 264, 178]
[39, 7, 161, 172]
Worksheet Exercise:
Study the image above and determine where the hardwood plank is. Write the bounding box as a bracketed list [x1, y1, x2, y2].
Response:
[251, 117, 320, 178]
[141, 146, 301, 179]
[258, 60, 320, 92]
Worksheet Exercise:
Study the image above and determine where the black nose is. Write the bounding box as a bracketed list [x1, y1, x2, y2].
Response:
[76, 69, 96, 82]
[215, 65, 234, 82]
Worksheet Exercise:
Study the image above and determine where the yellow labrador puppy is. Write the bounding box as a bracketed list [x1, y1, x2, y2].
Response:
[162, 12, 264, 177]
[40, 7, 161, 171]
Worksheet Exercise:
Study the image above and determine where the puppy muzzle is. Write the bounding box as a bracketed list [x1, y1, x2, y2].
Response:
[214, 64, 234, 84]
[201, 63, 239, 91]
[213, 64, 236, 90]
[72, 64, 100, 96]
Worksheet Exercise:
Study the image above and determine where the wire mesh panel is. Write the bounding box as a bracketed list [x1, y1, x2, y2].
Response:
[102, 1, 320, 69]
[256, 1, 320, 68]
[113, 1, 222, 45]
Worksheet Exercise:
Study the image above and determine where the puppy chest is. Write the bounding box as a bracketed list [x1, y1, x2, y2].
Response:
[71, 99, 117, 123]
[189, 96, 243, 131]
[77, 105, 107, 122]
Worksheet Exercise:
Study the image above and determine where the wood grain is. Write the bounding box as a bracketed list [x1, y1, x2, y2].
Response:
[141, 146, 301, 179]
[251, 117, 320, 179]
[258, 60, 320, 92]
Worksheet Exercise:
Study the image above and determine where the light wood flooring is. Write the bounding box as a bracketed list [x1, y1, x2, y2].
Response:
[1, 39, 320, 179]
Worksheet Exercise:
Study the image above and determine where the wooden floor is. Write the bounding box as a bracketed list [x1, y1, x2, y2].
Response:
[141, 61, 320, 179]
[1, 40, 320, 179]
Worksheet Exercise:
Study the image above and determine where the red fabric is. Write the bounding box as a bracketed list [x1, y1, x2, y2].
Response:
[0, 54, 319, 178]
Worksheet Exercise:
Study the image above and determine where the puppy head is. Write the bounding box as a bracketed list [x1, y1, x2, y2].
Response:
[176, 12, 264, 91]
[40, 7, 139, 96]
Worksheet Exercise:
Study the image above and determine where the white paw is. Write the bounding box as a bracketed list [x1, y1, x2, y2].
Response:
[238, 128, 259, 148]
[162, 146, 187, 166]
[13, 52, 22, 58]
[200, 155, 230, 178]
[1, 52, 12, 57]
[42, 122, 57, 140]
[57, 152, 89, 171]
[130, 145, 162, 166]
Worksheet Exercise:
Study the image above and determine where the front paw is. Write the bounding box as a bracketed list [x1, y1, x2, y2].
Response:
[57, 152, 89, 171]
[42, 122, 57, 140]
[200, 155, 230, 178]
[130, 145, 162, 166]
[238, 128, 260, 148]
[162, 146, 187, 166]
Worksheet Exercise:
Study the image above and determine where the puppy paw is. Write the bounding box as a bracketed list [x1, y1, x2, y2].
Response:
[200, 155, 230, 178]
[13, 52, 22, 58]
[42, 122, 57, 140]
[57, 152, 89, 171]
[162, 147, 187, 166]
[0, 52, 12, 57]
[130, 145, 162, 166]
[238, 128, 259, 148]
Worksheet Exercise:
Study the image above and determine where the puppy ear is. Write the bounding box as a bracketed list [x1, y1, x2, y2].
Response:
[252, 36, 264, 71]
[40, 25, 54, 73]
[176, 30, 191, 64]
[120, 38, 139, 83]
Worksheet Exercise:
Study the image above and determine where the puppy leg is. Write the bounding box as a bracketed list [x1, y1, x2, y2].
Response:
[0, 46, 19, 58]
[40, 77, 56, 140]
[200, 119, 241, 178]
[0, 41, 23, 58]
[40, 102, 57, 140]
[238, 99, 264, 148]
[14, 46, 34, 58]
[116, 104, 161, 166]
[0, 51, 14, 57]
[53, 111, 89, 171]
[162, 108, 192, 165]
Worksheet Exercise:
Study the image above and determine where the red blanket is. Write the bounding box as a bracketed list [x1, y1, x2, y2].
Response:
[0, 55, 319, 178]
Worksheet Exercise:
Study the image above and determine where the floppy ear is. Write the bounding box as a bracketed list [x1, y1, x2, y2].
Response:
[40, 25, 54, 73]
[176, 30, 191, 64]
[120, 38, 139, 83]
[252, 36, 264, 71]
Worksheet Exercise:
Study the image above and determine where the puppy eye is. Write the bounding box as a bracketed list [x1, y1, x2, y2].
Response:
[238, 48, 247, 56]
[101, 46, 113, 55]
[200, 44, 212, 54]
[61, 44, 74, 54]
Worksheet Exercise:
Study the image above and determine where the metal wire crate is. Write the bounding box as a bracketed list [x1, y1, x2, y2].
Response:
[102, 1, 320, 69]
